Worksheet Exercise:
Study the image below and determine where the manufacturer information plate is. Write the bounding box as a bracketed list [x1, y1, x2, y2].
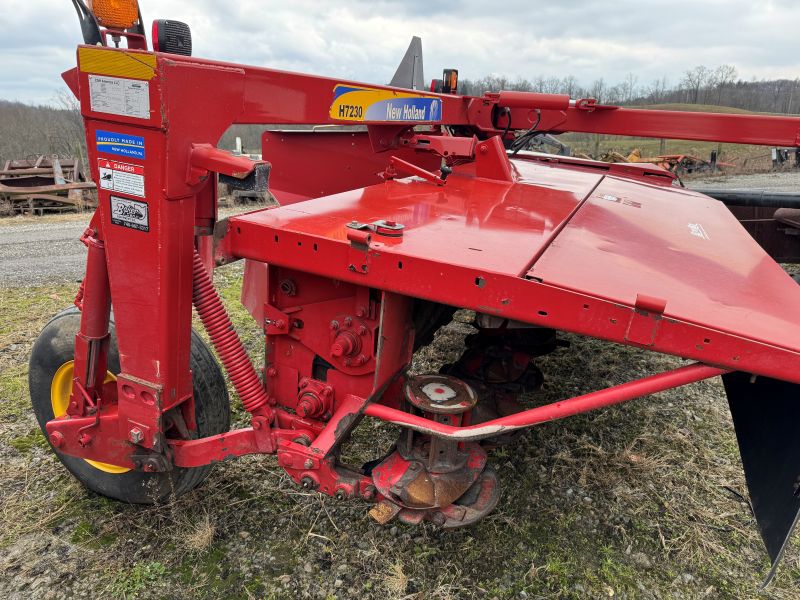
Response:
[98, 158, 145, 197]
[110, 196, 149, 232]
[88, 74, 150, 120]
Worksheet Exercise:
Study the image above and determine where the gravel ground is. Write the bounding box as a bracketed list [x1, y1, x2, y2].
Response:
[0, 206, 259, 288]
[688, 170, 800, 192]
[0, 219, 87, 288]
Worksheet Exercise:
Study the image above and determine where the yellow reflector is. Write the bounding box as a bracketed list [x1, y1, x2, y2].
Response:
[89, 0, 139, 30]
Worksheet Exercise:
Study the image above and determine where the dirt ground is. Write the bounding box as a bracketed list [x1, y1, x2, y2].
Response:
[2, 175, 800, 599]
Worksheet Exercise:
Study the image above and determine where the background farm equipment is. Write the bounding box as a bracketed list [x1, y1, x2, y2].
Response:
[0, 154, 95, 215]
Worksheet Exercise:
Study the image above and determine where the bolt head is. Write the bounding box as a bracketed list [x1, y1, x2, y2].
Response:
[303, 459, 314, 469]
[330, 320, 340, 330]
[129, 427, 144, 444]
[49, 431, 64, 449]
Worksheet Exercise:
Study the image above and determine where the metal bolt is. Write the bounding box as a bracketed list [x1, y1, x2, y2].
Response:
[143, 460, 158, 473]
[300, 476, 316, 490]
[344, 316, 353, 327]
[267, 367, 277, 377]
[358, 325, 368, 336]
[355, 307, 366, 318]
[330, 320, 340, 330]
[356, 354, 368, 366]
[303, 459, 314, 469]
[335, 489, 347, 501]
[49, 431, 65, 449]
[129, 427, 144, 444]
[252, 419, 261, 430]
[78, 433, 92, 447]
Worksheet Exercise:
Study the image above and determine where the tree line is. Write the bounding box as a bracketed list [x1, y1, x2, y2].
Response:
[459, 65, 800, 114]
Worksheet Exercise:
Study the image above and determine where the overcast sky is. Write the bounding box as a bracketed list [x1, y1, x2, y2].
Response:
[2, 0, 799, 104]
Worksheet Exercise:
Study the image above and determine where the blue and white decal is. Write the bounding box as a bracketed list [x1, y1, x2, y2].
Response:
[95, 130, 145, 160]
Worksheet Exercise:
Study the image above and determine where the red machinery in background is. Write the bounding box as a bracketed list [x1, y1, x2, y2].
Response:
[29, 0, 800, 585]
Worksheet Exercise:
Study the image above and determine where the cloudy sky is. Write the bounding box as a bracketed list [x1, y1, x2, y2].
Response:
[2, 0, 799, 104]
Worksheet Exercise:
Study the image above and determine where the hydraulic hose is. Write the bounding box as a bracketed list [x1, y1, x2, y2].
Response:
[191, 250, 270, 417]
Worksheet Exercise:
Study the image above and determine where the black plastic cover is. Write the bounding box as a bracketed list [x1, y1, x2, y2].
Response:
[153, 19, 192, 56]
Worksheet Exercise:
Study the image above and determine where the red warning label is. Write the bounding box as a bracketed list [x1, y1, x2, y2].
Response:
[97, 158, 145, 197]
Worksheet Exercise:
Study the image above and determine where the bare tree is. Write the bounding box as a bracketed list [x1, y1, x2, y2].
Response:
[712, 64, 738, 104]
[681, 65, 711, 104]
[622, 72, 638, 103]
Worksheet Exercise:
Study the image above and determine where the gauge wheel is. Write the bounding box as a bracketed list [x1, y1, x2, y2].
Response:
[29, 307, 230, 503]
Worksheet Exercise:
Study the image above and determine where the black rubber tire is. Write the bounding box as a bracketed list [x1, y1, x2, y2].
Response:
[28, 307, 230, 504]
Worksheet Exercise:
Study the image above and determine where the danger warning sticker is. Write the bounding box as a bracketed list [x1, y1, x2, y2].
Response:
[98, 158, 145, 197]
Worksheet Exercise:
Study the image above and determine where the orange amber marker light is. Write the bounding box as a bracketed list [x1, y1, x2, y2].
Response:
[88, 0, 139, 30]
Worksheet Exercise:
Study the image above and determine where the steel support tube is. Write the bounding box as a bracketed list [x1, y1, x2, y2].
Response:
[365, 363, 728, 441]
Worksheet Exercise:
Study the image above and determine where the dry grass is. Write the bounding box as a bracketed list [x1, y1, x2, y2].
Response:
[384, 561, 409, 597]
[2, 275, 800, 599]
[184, 511, 216, 553]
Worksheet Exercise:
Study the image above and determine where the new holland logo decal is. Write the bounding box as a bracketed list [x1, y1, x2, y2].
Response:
[329, 85, 442, 123]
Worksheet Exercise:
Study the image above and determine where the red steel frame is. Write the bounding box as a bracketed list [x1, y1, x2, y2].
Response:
[49, 44, 800, 501]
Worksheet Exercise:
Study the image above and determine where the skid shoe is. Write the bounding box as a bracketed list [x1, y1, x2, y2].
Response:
[369, 374, 500, 528]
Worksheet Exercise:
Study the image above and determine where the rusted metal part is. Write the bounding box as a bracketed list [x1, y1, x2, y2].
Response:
[0, 155, 95, 214]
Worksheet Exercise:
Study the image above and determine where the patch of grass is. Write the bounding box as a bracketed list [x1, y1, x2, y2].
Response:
[7, 427, 47, 453]
[107, 560, 167, 598]
[71, 519, 118, 548]
[0, 364, 29, 422]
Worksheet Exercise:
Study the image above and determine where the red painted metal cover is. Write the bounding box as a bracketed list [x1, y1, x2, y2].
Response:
[241, 160, 604, 277]
[528, 176, 800, 352]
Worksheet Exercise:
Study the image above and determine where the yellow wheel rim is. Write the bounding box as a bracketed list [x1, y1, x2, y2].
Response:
[51, 361, 131, 474]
